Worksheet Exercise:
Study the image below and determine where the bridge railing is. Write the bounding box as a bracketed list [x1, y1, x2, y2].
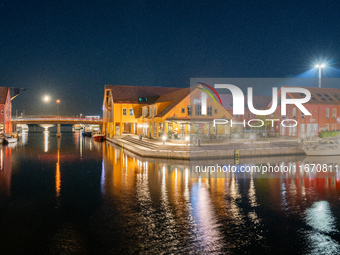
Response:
[12, 115, 103, 121]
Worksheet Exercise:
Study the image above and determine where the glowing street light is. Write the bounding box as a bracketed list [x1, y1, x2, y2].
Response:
[44, 95, 50, 102]
[56, 99, 60, 118]
[315, 64, 326, 88]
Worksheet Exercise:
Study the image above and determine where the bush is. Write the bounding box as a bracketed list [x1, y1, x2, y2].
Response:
[319, 130, 340, 139]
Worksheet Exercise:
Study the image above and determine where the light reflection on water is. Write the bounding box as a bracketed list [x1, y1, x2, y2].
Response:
[0, 132, 340, 254]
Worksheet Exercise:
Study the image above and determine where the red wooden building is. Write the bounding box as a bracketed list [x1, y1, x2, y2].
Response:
[0, 87, 12, 134]
[272, 86, 340, 137]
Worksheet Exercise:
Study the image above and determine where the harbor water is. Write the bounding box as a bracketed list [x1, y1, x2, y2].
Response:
[0, 131, 340, 254]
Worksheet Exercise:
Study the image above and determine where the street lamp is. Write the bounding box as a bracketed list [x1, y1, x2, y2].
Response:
[56, 99, 60, 119]
[44, 96, 50, 102]
[315, 64, 326, 88]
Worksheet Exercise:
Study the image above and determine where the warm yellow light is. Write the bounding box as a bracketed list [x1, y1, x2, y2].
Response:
[56, 99, 60, 103]
[44, 96, 50, 102]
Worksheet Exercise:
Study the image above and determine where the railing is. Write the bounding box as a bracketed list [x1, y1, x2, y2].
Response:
[12, 115, 103, 121]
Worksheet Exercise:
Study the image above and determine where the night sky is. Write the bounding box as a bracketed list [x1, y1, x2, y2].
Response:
[1, 0, 340, 116]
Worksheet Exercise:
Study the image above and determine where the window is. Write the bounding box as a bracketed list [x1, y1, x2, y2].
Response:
[158, 123, 164, 137]
[154, 122, 157, 137]
[300, 124, 305, 134]
[301, 112, 305, 119]
[195, 105, 201, 116]
[326, 123, 329, 131]
[214, 109, 217, 114]
[248, 113, 251, 119]
[333, 123, 337, 131]
[142, 108, 147, 117]
[293, 108, 296, 118]
[315, 110, 317, 115]
[149, 107, 152, 118]
[122, 108, 127, 116]
[154, 106, 157, 116]
[333, 108, 337, 119]
[181, 108, 185, 113]
[187, 105, 192, 116]
[326, 108, 329, 119]
[207, 106, 212, 116]
[1, 111, 3, 114]
[129, 108, 133, 116]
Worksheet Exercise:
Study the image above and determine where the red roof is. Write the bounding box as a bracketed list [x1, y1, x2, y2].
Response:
[105, 85, 182, 104]
[154, 87, 192, 117]
[0, 87, 9, 104]
[283, 86, 340, 105]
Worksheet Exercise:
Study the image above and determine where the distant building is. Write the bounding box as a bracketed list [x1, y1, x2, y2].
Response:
[0, 87, 11, 133]
[271, 86, 340, 137]
[102, 85, 233, 139]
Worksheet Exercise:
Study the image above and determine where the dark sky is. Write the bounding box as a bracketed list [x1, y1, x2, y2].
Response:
[1, 0, 340, 116]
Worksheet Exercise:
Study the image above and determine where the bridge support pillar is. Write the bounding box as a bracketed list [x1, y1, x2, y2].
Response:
[56, 124, 61, 137]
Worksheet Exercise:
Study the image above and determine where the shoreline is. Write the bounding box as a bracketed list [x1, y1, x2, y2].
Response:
[105, 136, 306, 160]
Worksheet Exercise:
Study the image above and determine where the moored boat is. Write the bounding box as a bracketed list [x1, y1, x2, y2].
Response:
[5, 136, 18, 143]
[81, 126, 93, 137]
[93, 131, 105, 141]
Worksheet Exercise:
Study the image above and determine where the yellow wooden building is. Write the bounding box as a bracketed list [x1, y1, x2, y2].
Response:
[103, 84, 233, 139]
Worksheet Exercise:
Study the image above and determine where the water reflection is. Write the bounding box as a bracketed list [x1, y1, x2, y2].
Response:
[100, 143, 340, 254]
[44, 130, 49, 152]
[2, 132, 340, 254]
[304, 201, 340, 254]
[0, 146, 12, 197]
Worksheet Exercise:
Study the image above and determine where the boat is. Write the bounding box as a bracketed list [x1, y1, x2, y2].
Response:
[92, 131, 105, 141]
[302, 138, 340, 156]
[81, 126, 93, 137]
[4, 136, 18, 144]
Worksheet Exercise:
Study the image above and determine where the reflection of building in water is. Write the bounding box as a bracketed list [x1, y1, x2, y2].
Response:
[0, 146, 12, 197]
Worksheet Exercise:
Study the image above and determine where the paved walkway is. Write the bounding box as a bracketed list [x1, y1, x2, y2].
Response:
[106, 135, 305, 159]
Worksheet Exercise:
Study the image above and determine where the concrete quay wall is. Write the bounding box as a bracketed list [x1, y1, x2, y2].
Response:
[106, 138, 306, 160]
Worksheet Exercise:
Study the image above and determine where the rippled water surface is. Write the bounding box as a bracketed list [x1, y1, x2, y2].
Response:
[1, 132, 340, 254]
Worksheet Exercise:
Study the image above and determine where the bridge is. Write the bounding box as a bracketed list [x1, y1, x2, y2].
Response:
[11, 116, 103, 137]
[12, 116, 103, 125]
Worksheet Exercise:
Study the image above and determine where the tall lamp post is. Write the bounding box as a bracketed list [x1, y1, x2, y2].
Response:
[56, 99, 60, 119]
[315, 64, 326, 88]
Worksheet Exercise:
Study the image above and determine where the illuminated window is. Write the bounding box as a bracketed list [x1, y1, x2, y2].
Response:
[187, 105, 192, 116]
[154, 106, 157, 116]
[207, 106, 212, 116]
[122, 108, 127, 116]
[129, 108, 133, 116]
[195, 105, 201, 116]
[149, 107, 152, 118]
[326, 108, 329, 119]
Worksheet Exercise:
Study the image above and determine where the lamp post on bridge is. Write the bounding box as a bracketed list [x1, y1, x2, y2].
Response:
[56, 99, 60, 119]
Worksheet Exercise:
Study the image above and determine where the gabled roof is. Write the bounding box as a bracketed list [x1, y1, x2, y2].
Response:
[219, 94, 273, 111]
[155, 87, 192, 117]
[0, 87, 9, 104]
[281, 86, 340, 105]
[105, 85, 182, 104]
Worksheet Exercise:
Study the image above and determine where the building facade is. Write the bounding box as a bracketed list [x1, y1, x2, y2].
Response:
[103, 85, 233, 139]
[271, 86, 340, 137]
[0, 87, 11, 134]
